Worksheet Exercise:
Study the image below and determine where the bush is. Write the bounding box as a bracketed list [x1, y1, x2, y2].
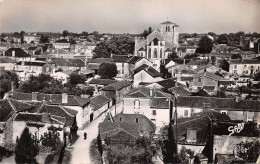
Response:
[44, 154, 54, 164]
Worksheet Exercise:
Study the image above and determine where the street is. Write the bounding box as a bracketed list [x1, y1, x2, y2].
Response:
[62, 102, 123, 164]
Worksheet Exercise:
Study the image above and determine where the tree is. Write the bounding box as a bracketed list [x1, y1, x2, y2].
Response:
[254, 72, 260, 81]
[62, 30, 69, 37]
[81, 31, 88, 36]
[196, 36, 213, 54]
[98, 62, 118, 79]
[141, 27, 153, 38]
[69, 73, 86, 85]
[219, 59, 229, 72]
[40, 35, 49, 43]
[237, 140, 260, 163]
[93, 36, 134, 58]
[0, 71, 19, 98]
[217, 34, 228, 44]
[207, 32, 216, 37]
[15, 127, 38, 163]
[211, 56, 216, 65]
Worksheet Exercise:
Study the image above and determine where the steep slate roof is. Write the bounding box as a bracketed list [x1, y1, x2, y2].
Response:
[5, 48, 31, 57]
[11, 92, 90, 107]
[156, 79, 176, 89]
[102, 81, 132, 91]
[113, 113, 156, 133]
[172, 110, 231, 144]
[38, 104, 77, 127]
[16, 61, 47, 66]
[141, 66, 161, 77]
[0, 98, 34, 122]
[90, 95, 111, 111]
[88, 78, 117, 86]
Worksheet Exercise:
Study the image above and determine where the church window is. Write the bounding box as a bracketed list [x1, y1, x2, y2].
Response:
[160, 48, 163, 58]
[153, 38, 159, 45]
[154, 48, 157, 58]
[148, 48, 151, 58]
[168, 26, 171, 32]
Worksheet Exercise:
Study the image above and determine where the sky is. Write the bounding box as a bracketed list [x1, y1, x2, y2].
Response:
[0, 0, 259, 34]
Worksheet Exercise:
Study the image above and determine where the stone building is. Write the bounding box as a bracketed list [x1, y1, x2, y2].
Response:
[134, 21, 179, 69]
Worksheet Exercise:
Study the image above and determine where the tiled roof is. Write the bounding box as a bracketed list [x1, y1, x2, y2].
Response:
[102, 81, 132, 91]
[229, 59, 260, 64]
[150, 98, 170, 109]
[5, 48, 31, 57]
[125, 88, 151, 98]
[194, 72, 222, 80]
[16, 61, 47, 66]
[88, 58, 111, 63]
[172, 110, 231, 144]
[114, 113, 156, 133]
[128, 56, 142, 64]
[191, 89, 211, 97]
[11, 92, 90, 107]
[14, 112, 55, 124]
[177, 96, 235, 109]
[99, 122, 139, 141]
[0, 57, 16, 63]
[169, 86, 191, 96]
[134, 64, 149, 74]
[144, 67, 161, 77]
[88, 78, 117, 86]
[180, 76, 194, 81]
[218, 80, 236, 86]
[55, 39, 70, 43]
[90, 95, 111, 111]
[111, 55, 133, 63]
[51, 58, 85, 67]
[0, 98, 34, 122]
[38, 104, 77, 127]
[86, 63, 100, 70]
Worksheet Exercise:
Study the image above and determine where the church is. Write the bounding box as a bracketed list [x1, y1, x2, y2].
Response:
[134, 21, 179, 69]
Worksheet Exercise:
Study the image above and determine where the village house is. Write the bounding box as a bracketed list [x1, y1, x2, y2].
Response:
[101, 80, 132, 104]
[12, 112, 65, 145]
[0, 57, 16, 71]
[134, 21, 179, 70]
[50, 49, 75, 58]
[0, 98, 35, 148]
[50, 70, 72, 84]
[11, 92, 90, 129]
[169, 110, 231, 163]
[228, 59, 260, 76]
[4, 48, 34, 62]
[190, 72, 222, 94]
[50, 58, 87, 72]
[27, 46, 43, 56]
[23, 33, 40, 44]
[123, 87, 174, 128]
[14, 61, 52, 81]
[89, 95, 112, 122]
[177, 46, 197, 58]
[99, 113, 156, 144]
[53, 39, 71, 49]
[133, 64, 163, 87]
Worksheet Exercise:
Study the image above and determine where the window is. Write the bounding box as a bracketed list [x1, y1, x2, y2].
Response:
[148, 48, 151, 59]
[134, 99, 140, 109]
[234, 70, 237, 74]
[154, 48, 157, 58]
[160, 48, 163, 58]
[184, 110, 189, 117]
[119, 117, 122, 122]
[136, 118, 139, 123]
[152, 110, 156, 115]
[221, 111, 227, 115]
[234, 65, 237, 69]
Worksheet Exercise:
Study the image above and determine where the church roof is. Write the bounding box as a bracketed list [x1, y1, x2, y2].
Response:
[160, 21, 174, 24]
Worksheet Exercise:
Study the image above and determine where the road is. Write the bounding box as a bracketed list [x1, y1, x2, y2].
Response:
[62, 102, 123, 164]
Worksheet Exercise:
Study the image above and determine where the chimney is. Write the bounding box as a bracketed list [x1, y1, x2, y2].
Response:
[62, 93, 68, 104]
[186, 129, 197, 143]
[150, 88, 153, 97]
[12, 50, 15, 57]
[183, 59, 186, 65]
[32, 92, 38, 101]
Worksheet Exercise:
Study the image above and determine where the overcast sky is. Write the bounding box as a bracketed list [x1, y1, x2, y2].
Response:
[0, 0, 259, 34]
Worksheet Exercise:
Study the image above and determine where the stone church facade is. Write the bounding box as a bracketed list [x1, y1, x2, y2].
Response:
[134, 21, 179, 69]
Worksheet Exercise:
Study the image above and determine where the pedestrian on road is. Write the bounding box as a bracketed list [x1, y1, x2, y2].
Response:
[84, 132, 87, 140]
